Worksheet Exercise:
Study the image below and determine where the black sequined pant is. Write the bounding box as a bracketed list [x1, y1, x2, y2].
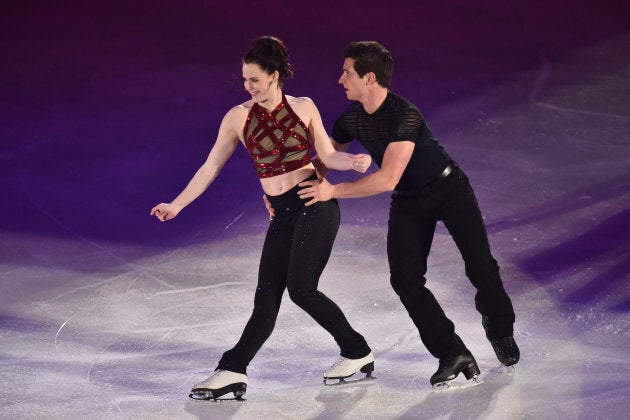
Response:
[388, 166, 516, 359]
[217, 179, 371, 374]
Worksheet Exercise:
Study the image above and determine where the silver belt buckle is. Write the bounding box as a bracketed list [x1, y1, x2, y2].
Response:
[441, 164, 452, 178]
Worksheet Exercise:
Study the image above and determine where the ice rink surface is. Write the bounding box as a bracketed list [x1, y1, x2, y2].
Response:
[1, 1, 629, 419]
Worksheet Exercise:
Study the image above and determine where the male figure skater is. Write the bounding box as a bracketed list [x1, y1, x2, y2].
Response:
[298, 41, 519, 388]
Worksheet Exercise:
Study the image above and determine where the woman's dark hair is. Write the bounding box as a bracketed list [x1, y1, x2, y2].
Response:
[243, 36, 294, 87]
[343, 41, 393, 88]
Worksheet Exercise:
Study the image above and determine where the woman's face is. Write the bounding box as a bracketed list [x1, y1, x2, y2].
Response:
[242, 62, 278, 104]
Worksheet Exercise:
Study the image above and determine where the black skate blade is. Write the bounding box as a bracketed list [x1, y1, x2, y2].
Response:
[189, 385, 246, 402]
[189, 391, 246, 402]
[431, 375, 483, 392]
[323, 372, 376, 387]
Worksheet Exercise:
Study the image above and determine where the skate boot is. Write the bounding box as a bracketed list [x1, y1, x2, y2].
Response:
[323, 352, 375, 385]
[189, 369, 247, 401]
[489, 336, 520, 366]
[430, 353, 481, 390]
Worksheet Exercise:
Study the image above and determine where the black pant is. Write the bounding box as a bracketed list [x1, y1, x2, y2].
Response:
[387, 166, 515, 359]
[217, 180, 371, 374]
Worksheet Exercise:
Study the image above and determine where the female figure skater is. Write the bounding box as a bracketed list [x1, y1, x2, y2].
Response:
[150, 36, 374, 401]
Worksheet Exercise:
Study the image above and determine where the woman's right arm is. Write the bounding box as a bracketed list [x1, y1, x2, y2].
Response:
[304, 99, 371, 173]
[150, 108, 242, 222]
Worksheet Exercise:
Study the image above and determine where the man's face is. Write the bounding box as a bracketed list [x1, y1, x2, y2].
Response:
[338, 58, 367, 101]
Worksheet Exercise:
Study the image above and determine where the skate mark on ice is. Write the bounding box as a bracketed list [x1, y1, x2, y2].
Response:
[127, 271, 180, 297]
[42, 271, 134, 303]
[112, 391, 200, 417]
[55, 315, 78, 350]
[375, 327, 418, 357]
[130, 319, 244, 334]
[20, 182, 139, 268]
[54, 300, 101, 349]
[139, 281, 249, 299]
[527, 51, 630, 121]
[224, 211, 245, 230]
[41, 266, 180, 303]
[535, 102, 630, 121]
[54, 274, 246, 348]
[315, 383, 370, 418]
[139, 330, 171, 353]
[85, 292, 239, 383]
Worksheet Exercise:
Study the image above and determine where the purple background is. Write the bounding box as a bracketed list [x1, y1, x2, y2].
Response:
[1, 1, 629, 418]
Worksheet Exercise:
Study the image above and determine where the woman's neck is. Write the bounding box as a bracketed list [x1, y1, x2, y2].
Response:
[259, 88, 283, 112]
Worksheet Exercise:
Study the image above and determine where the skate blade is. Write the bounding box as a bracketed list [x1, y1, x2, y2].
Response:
[432, 375, 483, 392]
[189, 390, 246, 402]
[490, 364, 516, 376]
[323, 372, 376, 386]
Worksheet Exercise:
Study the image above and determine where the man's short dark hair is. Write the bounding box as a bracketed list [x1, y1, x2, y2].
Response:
[343, 41, 393, 88]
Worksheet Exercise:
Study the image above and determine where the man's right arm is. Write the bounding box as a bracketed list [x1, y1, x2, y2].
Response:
[298, 140, 415, 205]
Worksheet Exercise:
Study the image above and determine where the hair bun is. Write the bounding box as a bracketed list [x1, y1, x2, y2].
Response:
[243, 36, 294, 86]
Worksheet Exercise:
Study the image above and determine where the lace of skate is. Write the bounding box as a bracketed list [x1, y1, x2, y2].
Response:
[328, 357, 348, 370]
[324, 357, 351, 377]
[194, 369, 224, 388]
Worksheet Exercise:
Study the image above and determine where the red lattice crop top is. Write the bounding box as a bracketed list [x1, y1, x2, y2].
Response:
[243, 96, 313, 178]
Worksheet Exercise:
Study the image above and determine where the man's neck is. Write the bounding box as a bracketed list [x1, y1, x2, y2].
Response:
[361, 87, 388, 114]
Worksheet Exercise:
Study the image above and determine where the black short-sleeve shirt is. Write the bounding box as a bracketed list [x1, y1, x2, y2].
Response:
[333, 92, 452, 192]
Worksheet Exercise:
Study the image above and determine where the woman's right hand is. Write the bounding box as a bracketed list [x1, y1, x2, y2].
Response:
[349, 153, 372, 173]
[150, 203, 181, 222]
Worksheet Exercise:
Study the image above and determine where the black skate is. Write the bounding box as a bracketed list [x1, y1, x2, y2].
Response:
[430, 353, 482, 391]
[189, 370, 247, 401]
[489, 336, 520, 366]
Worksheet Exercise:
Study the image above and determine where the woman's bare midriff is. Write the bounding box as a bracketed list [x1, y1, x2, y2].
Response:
[259, 164, 317, 196]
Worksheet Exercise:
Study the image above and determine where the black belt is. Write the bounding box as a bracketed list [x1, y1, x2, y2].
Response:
[393, 164, 454, 198]
[438, 164, 453, 178]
